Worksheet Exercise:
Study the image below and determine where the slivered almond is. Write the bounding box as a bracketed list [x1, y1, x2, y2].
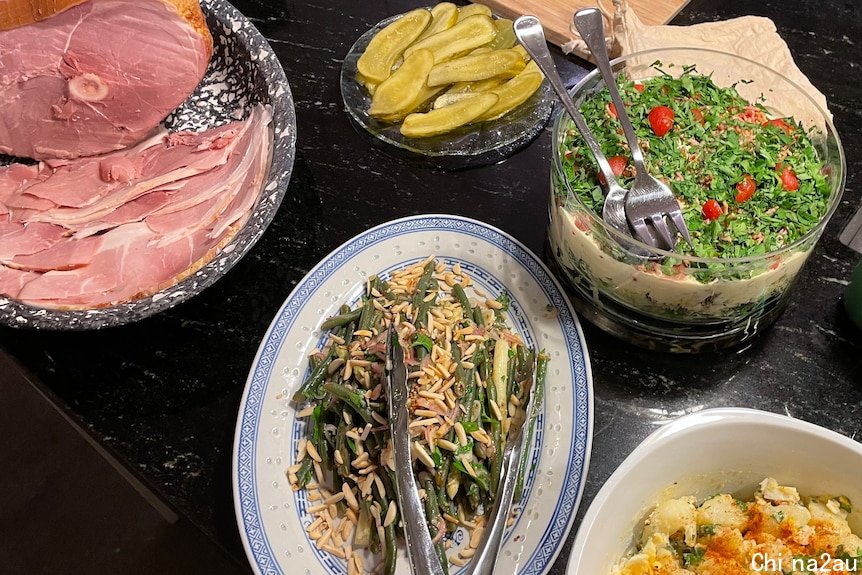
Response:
[306, 441, 322, 463]
[383, 501, 397, 527]
[342, 483, 359, 510]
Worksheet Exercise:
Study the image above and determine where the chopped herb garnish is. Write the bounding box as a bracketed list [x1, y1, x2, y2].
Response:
[412, 333, 433, 353]
[684, 546, 706, 568]
[558, 64, 831, 282]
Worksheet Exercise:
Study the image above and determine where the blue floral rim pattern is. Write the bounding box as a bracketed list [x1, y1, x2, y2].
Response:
[233, 215, 593, 575]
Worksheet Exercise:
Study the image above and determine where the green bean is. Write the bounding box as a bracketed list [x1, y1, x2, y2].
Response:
[472, 306, 484, 326]
[506, 346, 517, 401]
[383, 509, 398, 575]
[322, 382, 376, 424]
[294, 458, 314, 488]
[319, 308, 362, 330]
[466, 482, 481, 513]
[420, 474, 449, 575]
[292, 324, 345, 401]
[335, 421, 350, 479]
[311, 404, 330, 470]
[453, 283, 472, 318]
[486, 372, 503, 493]
[412, 261, 434, 311]
[377, 279, 395, 300]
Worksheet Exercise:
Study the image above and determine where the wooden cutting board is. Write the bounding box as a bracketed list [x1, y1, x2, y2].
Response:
[477, 0, 691, 48]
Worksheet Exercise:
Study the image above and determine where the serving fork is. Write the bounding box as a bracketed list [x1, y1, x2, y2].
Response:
[514, 16, 656, 255]
[574, 8, 694, 252]
[464, 352, 541, 575]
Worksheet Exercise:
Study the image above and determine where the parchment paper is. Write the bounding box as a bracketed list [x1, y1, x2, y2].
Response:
[561, 0, 831, 125]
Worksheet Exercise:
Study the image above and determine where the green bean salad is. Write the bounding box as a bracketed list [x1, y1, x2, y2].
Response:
[288, 257, 547, 575]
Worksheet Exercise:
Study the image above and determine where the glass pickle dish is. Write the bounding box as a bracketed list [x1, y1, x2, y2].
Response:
[340, 10, 554, 169]
[548, 48, 845, 352]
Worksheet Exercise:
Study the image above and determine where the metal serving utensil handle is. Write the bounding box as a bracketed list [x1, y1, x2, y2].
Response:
[386, 329, 445, 575]
[574, 8, 647, 170]
[464, 355, 539, 575]
[514, 15, 622, 191]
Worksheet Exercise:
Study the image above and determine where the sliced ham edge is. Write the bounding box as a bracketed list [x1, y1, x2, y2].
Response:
[8, 105, 273, 308]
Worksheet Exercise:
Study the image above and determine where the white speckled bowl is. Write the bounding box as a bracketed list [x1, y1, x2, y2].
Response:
[567, 407, 862, 574]
[0, 0, 297, 330]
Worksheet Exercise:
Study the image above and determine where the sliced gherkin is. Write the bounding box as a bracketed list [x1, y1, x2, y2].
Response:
[427, 49, 525, 87]
[476, 71, 543, 122]
[401, 93, 498, 138]
[445, 76, 506, 96]
[433, 92, 481, 109]
[404, 14, 496, 63]
[369, 49, 436, 122]
[415, 2, 458, 42]
[456, 3, 492, 21]
[511, 44, 530, 62]
[355, 71, 379, 96]
[488, 18, 516, 50]
[357, 8, 431, 84]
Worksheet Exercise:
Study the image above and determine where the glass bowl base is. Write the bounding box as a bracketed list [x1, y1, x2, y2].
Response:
[545, 246, 790, 353]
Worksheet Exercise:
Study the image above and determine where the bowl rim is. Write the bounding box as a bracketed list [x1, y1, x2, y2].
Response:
[566, 406, 862, 573]
[552, 46, 847, 266]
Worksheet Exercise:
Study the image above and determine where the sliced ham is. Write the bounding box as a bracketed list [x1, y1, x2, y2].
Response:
[0, 222, 68, 259]
[0, 265, 40, 299]
[0, 0, 212, 160]
[0, 105, 273, 308]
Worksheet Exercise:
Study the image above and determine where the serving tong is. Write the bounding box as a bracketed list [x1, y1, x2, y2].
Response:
[385, 326, 541, 575]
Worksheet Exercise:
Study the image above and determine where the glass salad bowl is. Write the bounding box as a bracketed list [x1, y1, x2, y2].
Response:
[548, 48, 845, 352]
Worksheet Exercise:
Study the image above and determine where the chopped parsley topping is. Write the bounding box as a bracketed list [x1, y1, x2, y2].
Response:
[558, 63, 831, 261]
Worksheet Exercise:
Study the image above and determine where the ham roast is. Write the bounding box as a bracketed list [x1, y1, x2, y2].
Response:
[0, 0, 213, 160]
[0, 105, 272, 308]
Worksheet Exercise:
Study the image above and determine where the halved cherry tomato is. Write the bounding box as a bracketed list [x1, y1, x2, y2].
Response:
[702, 199, 723, 221]
[692, 108, 705, 125]
[634, 83, 645, 93]
[735, 174, 756, 203]
[607, 102, 618, 119]
[737, 105, 767, 124]
[777, 164, 799, 191]
[648, 106, 675, 137]
[598, 155, 627, 186]
[763, 118, 794, 135]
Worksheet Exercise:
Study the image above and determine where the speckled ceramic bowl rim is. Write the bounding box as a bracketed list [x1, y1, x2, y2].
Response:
[0, 0, 297, 330]
[552, 46, 847, 265]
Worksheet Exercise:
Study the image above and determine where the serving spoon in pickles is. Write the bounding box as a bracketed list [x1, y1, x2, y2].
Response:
[514, 16, 657, 256]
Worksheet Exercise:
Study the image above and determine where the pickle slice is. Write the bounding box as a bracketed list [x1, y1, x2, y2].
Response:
[512, 44, 530, 62]
[401, 93, 498, 138]
[404, 14, 496, 63]
[415, 2, 458, 42]
[356, 71, 379, 95]
[427, 48, 525, 87]
[456, 3, 492, 21]
[369, 49, 435, 121]
[445, 76, 506, 96]
[433, 92, 481, 109]
[488, 18, 516, 50]
[357, 8, 432, 84]
[475, 71, 543, 122]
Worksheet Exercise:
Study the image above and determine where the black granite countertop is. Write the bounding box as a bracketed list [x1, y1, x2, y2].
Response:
[1, 0, 860, 572]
